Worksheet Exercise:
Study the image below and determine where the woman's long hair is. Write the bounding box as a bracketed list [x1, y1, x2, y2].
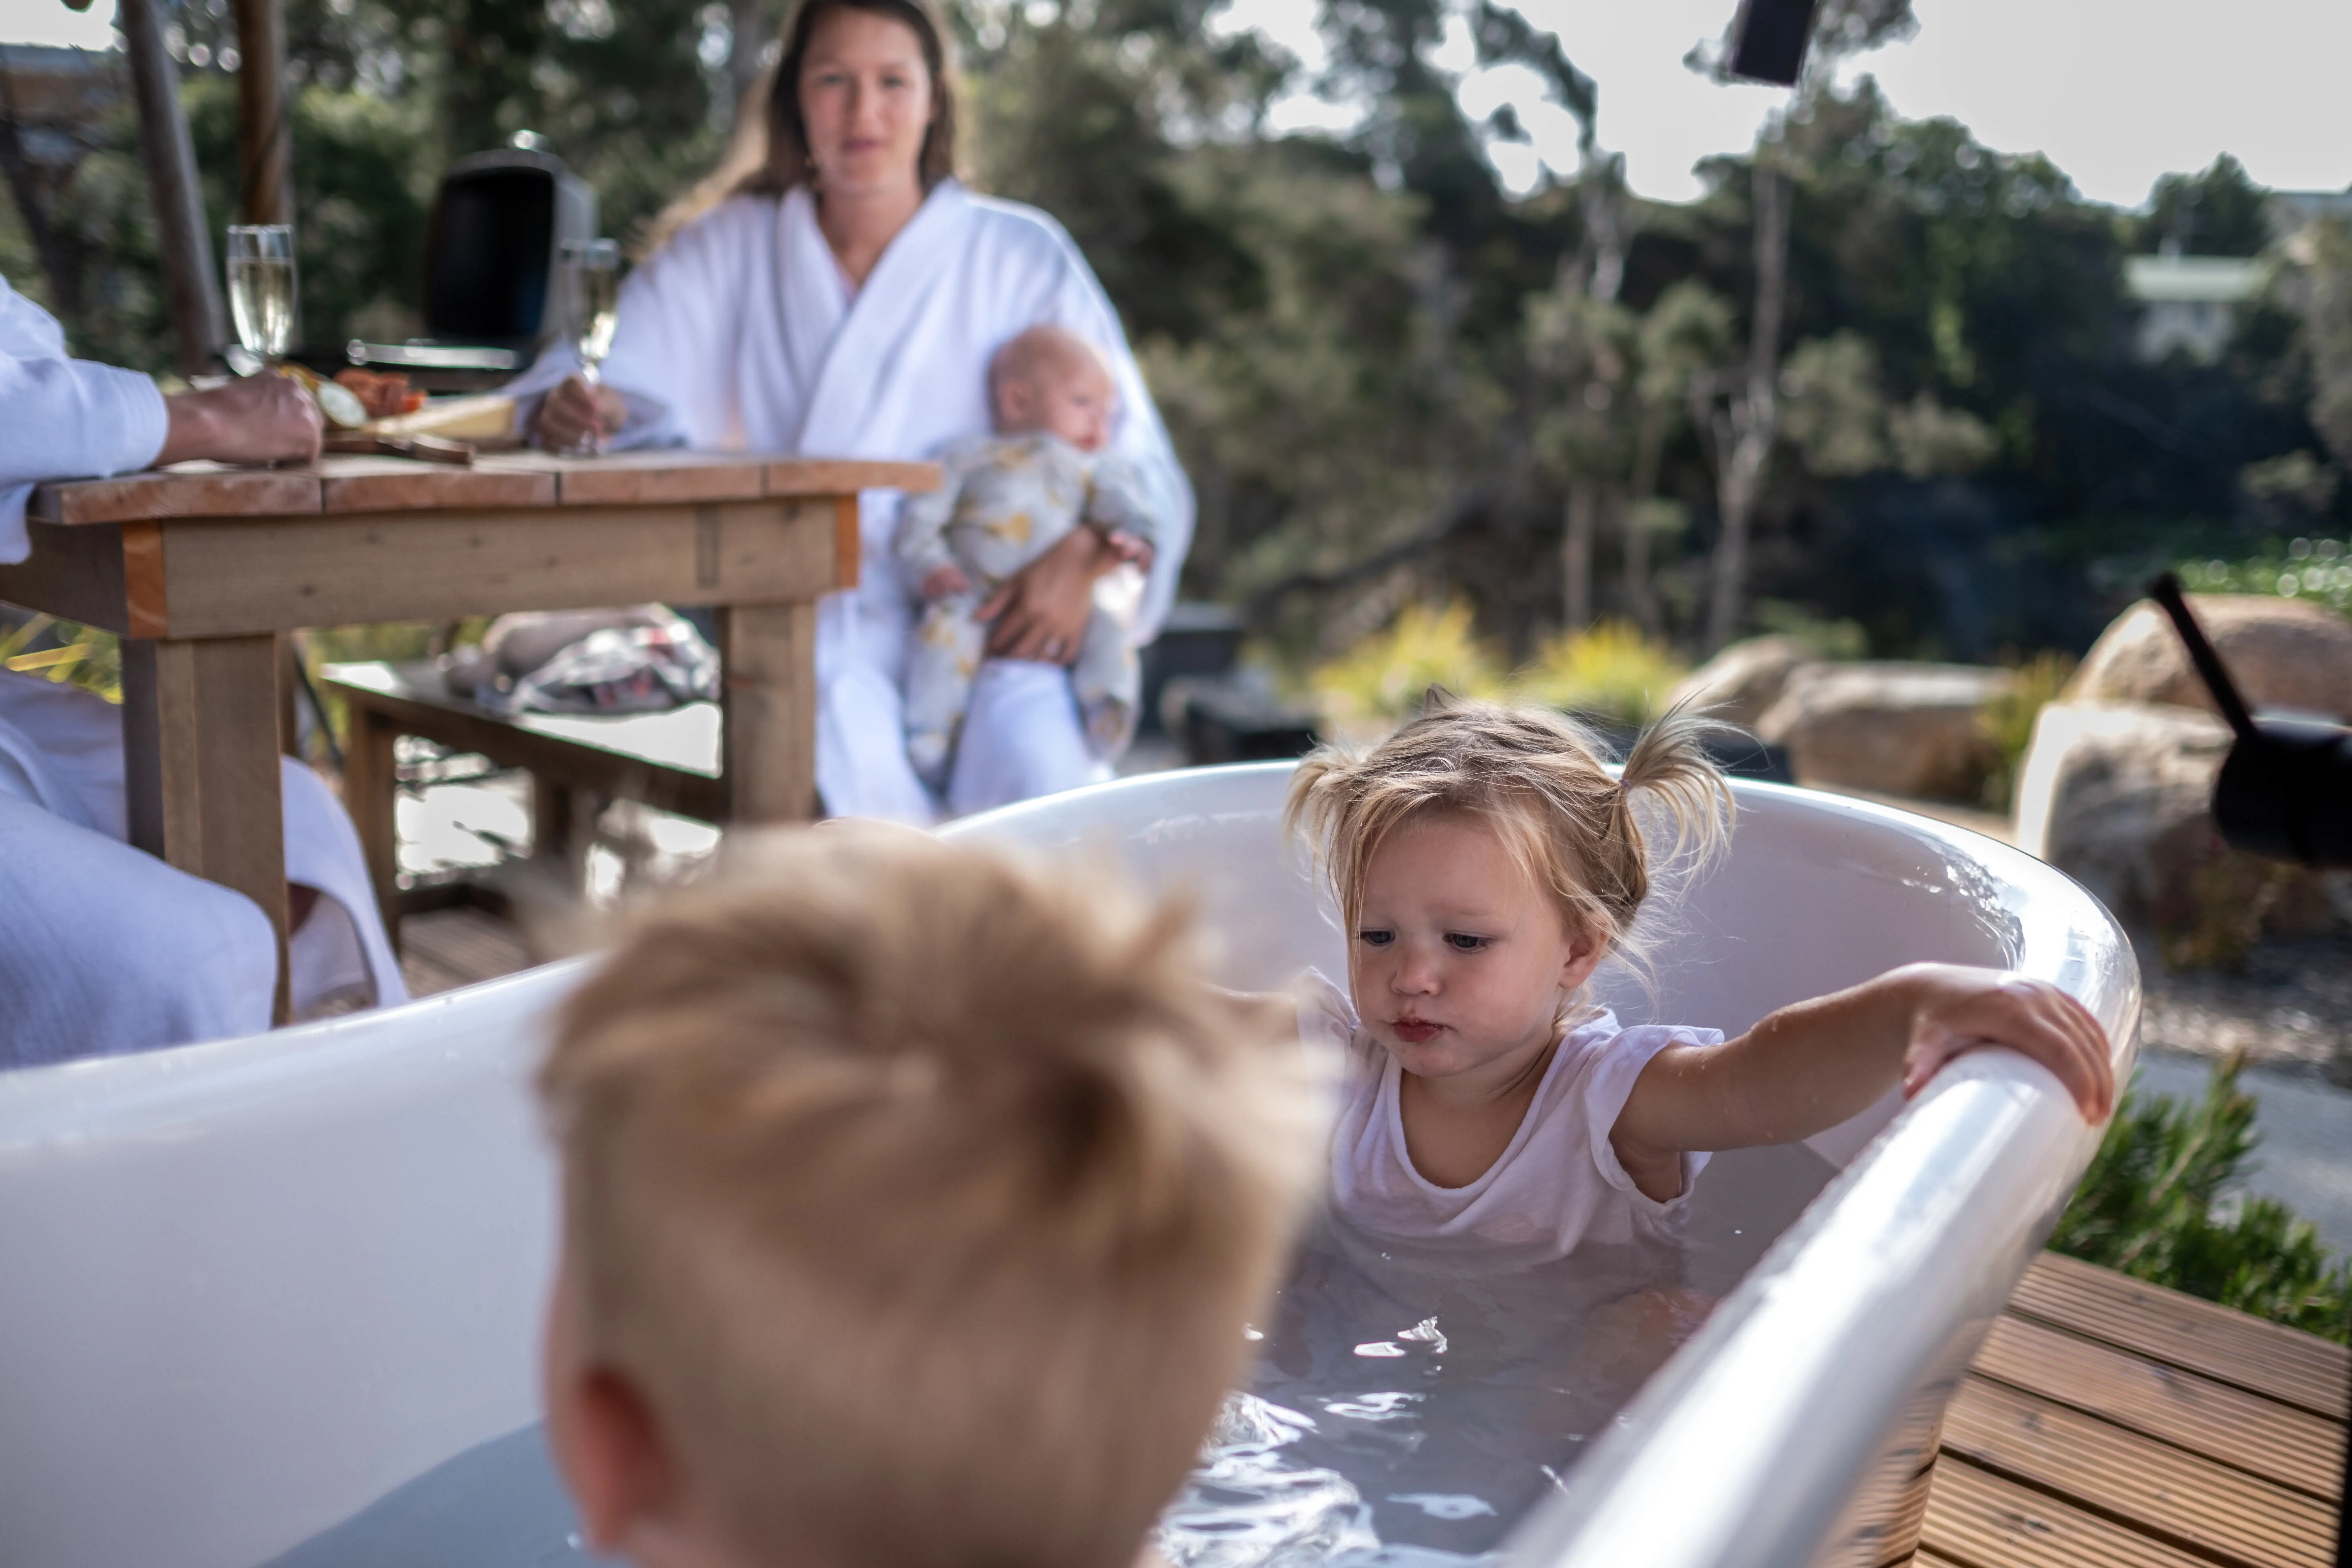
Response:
[642, 0, 962, 255]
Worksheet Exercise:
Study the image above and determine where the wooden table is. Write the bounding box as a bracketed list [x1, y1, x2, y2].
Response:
[0, 450, 937, 1021]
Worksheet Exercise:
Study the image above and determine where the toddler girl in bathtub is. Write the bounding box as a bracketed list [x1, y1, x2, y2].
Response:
[1280, 693, 2114, 1267]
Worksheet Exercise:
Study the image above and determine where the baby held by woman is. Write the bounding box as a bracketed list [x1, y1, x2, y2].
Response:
[894, 324, 1161, 794]
[1284, 695, 2113, 1258]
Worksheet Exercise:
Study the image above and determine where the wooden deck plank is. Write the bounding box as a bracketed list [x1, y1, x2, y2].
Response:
[398, 906, 535, 998]
[1940, 1374, 2332, 1568]
[1922, 1459, 2227, 1568]
[2012, 1253, 2352, 1419]
[1971, 1313, 2345, 1499]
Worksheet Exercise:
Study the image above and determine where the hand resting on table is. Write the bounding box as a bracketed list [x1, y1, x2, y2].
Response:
[157, 374, 322, 467]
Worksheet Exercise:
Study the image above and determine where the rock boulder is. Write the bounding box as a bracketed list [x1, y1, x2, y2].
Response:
[2072, 593, 2352, 722]
[2013, 700, 2348, 964]
[1666, 635, 1821, 731]
[1756, 662, 2014, 800]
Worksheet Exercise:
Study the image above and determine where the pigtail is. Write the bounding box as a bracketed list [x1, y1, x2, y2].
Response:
[1618, 703, 1738, 875]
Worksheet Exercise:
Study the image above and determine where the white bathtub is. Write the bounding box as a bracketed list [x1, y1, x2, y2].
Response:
[0, 765, 2138, 1568]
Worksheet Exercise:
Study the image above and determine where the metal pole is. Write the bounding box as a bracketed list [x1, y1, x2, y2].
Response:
[229, 0, 291, 225]
[118, 0, 226, 377]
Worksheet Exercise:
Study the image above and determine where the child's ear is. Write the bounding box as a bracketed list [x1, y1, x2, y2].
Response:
[544, 1254, 685, 1555]
[996, 379, 1033, 428]
[552, 1363, 679, 1553]
[1558, 919, 1609, 993]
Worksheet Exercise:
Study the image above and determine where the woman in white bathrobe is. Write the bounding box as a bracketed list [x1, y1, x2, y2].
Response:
[0, 276, 408, 1064]
[515, 0, 1191, 824]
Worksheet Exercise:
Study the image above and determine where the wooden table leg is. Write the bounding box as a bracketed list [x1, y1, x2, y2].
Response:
[716, 602, 819, 823]
[122, 633, 292, 1023]
[345, 703, 401, 955]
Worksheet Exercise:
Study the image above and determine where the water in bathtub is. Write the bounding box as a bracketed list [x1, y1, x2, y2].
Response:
[257, 1140, 1835, 1568]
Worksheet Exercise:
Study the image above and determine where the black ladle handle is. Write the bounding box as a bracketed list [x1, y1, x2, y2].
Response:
[2146, 573, 2260, 743]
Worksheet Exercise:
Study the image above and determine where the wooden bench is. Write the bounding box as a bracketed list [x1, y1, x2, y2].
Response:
[324, 658, 724, 945]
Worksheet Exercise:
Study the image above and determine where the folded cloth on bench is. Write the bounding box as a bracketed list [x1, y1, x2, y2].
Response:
[0, 672, 408, 1065]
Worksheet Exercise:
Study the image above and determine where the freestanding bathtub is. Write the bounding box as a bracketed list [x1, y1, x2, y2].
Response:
[0, 764, 2138, 1568]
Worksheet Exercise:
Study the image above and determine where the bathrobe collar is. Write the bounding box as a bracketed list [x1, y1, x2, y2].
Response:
[780, 178, 976, 458]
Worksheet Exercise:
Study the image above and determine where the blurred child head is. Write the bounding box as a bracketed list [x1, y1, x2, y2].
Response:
[538, 825, 1321, 1568]
[1286, 695, 1735, 1037]
[990, 324, 1117, 451]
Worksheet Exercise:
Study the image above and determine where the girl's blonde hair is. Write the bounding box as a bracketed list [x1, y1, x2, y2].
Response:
[1284, 692, 1738, 989]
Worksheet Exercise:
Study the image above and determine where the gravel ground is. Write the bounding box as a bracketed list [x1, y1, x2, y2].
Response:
[2138, 934, 2352, 1083]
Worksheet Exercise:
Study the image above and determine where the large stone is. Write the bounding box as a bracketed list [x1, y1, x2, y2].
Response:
[2072, 593, 2352, 722]
[2013, 700, 2347, 964]
[1667, 635, 1821, 730]
[1755, 662, 2014, 800]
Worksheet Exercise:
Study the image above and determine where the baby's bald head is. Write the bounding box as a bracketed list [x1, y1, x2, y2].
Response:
[989, 325, 1117, 452]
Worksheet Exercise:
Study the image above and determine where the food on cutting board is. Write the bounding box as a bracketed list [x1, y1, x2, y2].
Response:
[333, 368, 428, 420]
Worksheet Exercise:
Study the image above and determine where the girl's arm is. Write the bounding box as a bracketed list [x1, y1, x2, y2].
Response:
[1609, 965, 2115, 1200]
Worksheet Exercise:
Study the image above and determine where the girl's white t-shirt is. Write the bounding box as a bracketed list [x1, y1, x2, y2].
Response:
[1295, 971, 1719, 1257]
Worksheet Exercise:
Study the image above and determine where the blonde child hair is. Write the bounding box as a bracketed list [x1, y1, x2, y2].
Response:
[1285, 692, 1737, 998]
[538, 825, 1322, 1568]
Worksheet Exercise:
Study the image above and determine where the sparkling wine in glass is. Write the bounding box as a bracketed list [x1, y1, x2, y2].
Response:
[562, 238, 621, 453]
[226, 224, 297, 367]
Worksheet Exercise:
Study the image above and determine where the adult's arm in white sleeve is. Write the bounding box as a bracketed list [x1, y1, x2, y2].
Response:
[1036, 233, 1194, 645]
[501, 204, 751, 451]
[0, 278, 168, 564]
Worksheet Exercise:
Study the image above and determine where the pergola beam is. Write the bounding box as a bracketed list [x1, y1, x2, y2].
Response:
[117, 0, 225, 377]
[228, 0, 291, 226]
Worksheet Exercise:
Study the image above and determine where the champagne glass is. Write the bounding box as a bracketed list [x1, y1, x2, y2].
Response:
[225, 224, 297, 369]
[561, 238, 621, 454]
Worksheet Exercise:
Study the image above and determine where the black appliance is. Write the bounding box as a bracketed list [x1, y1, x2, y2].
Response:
[347, 147, 597, 389]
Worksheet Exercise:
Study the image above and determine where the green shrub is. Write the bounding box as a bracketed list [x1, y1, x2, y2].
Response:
[2176, 537, 2352, 617]
[2050, 1056, 2352, 1343]
[1508, 622, 1690, 729]
[0, 614, 120, 703]
[1309, 601, 1508, 735]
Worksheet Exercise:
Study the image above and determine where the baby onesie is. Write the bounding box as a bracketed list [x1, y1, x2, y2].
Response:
[1294, 971, 1719, 1258]
[893, 430, 1161, 793]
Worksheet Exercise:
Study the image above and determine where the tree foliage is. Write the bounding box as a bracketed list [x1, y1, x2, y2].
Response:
[6, 0, 2346, 666]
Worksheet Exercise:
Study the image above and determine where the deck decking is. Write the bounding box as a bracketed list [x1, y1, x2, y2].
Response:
[1919, 1250, 2348, 1568]
[399, 914, 2349, 1568]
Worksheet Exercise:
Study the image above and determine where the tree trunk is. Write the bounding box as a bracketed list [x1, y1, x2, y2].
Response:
[1620, 401, 1668, 637]
[0, 116, 79, 321]
[121, 0, 228, 376]
[230, 0, 292, 226]
[1562, 481, 1596, 631]
[728, 0, 775, 131]
[1706, 159, 1790, 653]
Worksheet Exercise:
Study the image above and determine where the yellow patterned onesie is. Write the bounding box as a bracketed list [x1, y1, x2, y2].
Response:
[893, 430, 1161, 793]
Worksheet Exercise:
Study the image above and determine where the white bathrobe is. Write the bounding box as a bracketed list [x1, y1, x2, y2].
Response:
[505, 180, 1194, 822]
[0, 274, 407, 1065]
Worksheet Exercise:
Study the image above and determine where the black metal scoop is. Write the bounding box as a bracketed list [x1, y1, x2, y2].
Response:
[2146, 572, 2352, 869]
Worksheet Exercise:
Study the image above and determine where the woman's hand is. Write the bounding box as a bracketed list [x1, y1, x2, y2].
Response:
[976, 526, 1117, 664]
[535, 375, 629, 450]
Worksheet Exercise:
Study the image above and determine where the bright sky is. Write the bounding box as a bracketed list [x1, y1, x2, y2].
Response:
[1218, 0, 2352, 210]
[11, 0, 2349, 210]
